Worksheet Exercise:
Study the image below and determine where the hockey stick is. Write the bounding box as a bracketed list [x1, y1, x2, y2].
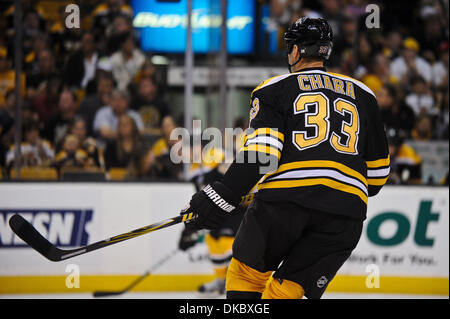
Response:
[93, 248, 179, 297]
[8, 212, 195, 262]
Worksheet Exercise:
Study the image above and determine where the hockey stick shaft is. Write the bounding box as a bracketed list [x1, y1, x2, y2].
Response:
[9, 212, 196, 262]
[93, 249, 179, 297]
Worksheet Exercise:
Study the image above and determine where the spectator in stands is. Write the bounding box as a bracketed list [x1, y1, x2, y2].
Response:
[432, 43, 449, 90]
[142, 115, 182, 179]
[42, 90, 78, 147]
[376, 84, 415, 137]
[91, 0, 133, 37]
[23, 32, 50, 74]
[63, 32, 99, 90]
[6, 118, 54, 170]
[31, 73, 62, 124]
[147, 115, 177, 159]
[329, 12, 354, 69]
[3, 1, 46, 36]
[320, 0, 344, 38]
[131, 76, 169, 131]
[386, 128, 422, 185]
[354, 34, 373, 79]
[418, 7, 447, 58]
[110, 32, 146, 91]
[105, 13, 134, 55]
[383, 31, 403, 60]
[103, 114, 144, 173]
[362, 53, 399, 93]
[0, 47, 26, 108]
[405, 76, 437, 116]
[270, 0, 304, 31]
[411, 114, 435, 141]
[68, 116, 104, 169]
[84, 56, 114, 95]
[78, 72, 115, 136]
[133, 58, 158, 88]
[93, 89, 144, 142]
[54, 134, 88, 170]
[26, 49, 59, 97]
[390, 37, 433, 87]
[22, 10, 46, 56]
[5, 90, 39, 127]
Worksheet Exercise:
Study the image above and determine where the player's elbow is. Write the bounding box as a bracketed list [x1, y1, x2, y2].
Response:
[368, 185, 384, 197]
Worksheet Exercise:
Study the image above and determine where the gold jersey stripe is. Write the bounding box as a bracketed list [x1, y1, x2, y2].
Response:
[258, 178, 368, 204]
[367, 177, 389, 186]
[366, 156, 390, 168]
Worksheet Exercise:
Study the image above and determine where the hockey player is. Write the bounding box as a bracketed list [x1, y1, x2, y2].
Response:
[181, 17, 390, 299]
[178, 136, 246, 296]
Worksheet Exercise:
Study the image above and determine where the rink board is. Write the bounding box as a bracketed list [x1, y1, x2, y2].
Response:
[0, 183, 448, 296]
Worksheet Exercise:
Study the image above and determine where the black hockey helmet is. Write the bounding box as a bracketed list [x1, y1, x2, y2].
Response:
[284, 17, 333, 62]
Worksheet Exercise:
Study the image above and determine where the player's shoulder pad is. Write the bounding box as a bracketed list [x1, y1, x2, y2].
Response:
[251, 73, 294, 97]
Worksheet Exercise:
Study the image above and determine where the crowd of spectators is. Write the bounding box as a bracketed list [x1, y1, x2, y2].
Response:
[0, 0, 448, 185]
[0, 0, 175, 180]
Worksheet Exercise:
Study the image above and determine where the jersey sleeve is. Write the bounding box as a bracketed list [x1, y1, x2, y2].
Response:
[221, 83, 285, 198]
[240, 87, 285, 161]
[364, 95, 390, 196]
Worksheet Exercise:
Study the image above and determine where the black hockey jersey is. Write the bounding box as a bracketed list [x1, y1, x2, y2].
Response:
[241, 67, 390, 220]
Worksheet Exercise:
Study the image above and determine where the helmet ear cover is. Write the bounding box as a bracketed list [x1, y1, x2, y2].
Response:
[285, 40, 333, 60]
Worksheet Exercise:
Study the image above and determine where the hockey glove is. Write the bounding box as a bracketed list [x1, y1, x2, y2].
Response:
[183, 181, 241, 230]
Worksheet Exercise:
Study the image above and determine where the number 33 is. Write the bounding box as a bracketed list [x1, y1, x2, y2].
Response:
[293, 92, 359, 155]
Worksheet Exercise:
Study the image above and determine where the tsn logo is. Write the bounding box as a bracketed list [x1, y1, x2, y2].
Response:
[0, 210, 93, 247]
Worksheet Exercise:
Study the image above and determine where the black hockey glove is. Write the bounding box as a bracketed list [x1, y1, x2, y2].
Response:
[178, 227, 201, 251]
[183, 181, 241, 230]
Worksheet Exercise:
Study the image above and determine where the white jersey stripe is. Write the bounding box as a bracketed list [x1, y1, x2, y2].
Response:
[367, 167, 391, 177]
[266, 168, 368, 195]
[245, 136, 284, 151]
[253, 73, 292, 92]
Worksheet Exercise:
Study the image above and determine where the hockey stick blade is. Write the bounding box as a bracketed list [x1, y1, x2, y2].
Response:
[9, 214, 64, 262]
[9, 212, 196, 262]
[92, 291, 124, 298]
